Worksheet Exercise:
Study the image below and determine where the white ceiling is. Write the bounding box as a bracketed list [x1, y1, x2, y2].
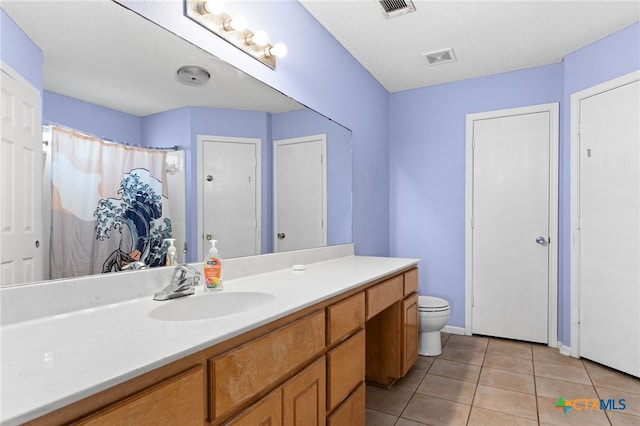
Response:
[3, 1, 638, 117]
[1, 0, 302, 116]
[300, 0, 640, 92]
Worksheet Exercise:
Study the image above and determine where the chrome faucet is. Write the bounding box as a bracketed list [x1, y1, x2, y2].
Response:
[121, 261, 148, 271]
[154, 264, 201, 301]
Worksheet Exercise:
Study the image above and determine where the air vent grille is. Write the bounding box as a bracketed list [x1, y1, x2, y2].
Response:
[377, 0, 416, 19]
[422, 48, 457, 66]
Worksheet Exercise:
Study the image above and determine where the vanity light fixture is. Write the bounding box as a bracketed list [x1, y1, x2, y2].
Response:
[184, 0, 287, 69]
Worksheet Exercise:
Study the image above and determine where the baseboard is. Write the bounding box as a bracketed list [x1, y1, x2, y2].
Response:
[442, 325, 465, 335]
[557, 341, 572, 357]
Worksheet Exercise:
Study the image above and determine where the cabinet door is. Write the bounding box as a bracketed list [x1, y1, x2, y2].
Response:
[402, 293, 419, 375]
[283, 357, 326, 426]
[326, 383, 365, 426]
[74, 366, 204, 426]
[226, 389, 282, 426]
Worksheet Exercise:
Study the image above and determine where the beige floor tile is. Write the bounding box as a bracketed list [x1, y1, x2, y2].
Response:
[535, 360, 592, 385]
[537, 396, 610, 425]
[428, 358, 481, 383]
[416, 374, 477, 404]
[413, 355, 435, 371]
[584, 360, 640, 395]
[467, 406, 538, 426]
[366, 385, 415, 416]
[535, 376, 599, 400]
[531, 344, 583, 367]
[596, 387, 640, 416]
[487, 338, 532, 360]
[441, 332, 451, 346]
[439, 345, 485, 366]
[446, 334, 489, 352]
[478, 367, 535, 394]
[395, 418, 429, 426]
[608, 410, 640, 426]
[394, 365, 428, 392]
[483, 352, 534, 375]
[401, 394, 471, 426]
[473, 384, 538, 421]
[366, 409, 398, 426]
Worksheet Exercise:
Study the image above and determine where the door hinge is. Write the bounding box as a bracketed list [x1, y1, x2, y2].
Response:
[471, 218, 475, 229]
[472, 295, 475, 307]
[472, 137, 476, 150]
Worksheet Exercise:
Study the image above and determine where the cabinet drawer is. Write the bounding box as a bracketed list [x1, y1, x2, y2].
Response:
[366, 275, 403, 319]
[327, 382, 365, 426]
[403, 268, 418, 296]
[226, 389, 282, 426]
[75, 366, 204, 426]
[326, 328, 365, 412]
[210, 310, 325, 420]
[327, 292, 365, 345]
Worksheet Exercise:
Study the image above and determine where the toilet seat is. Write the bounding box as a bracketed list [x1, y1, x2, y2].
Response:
[418, 296, 450, 312]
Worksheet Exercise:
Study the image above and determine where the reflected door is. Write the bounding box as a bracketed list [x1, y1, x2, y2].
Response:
[200, 136, 260, 259]
[274, 135, 327, 252]
[0, 64, 43, 285]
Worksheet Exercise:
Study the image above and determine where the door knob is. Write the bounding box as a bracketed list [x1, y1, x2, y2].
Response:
[277, 233, 286, 240]
[536, 236, 547, 245]
[206, 234, 212, 241]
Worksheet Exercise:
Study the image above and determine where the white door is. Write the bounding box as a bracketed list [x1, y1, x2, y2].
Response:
[578, 79, 639, 377]
[198, 136, 260, 259]
[0, 63, 43, 286]
[469, 105, 558, 343]
[273, 135, 327, 252]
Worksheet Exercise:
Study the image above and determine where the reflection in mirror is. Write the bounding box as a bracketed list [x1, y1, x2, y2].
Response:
[0, 0, 352, 286]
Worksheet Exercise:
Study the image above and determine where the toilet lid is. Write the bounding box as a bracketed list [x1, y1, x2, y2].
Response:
[418, 296, 449, 310]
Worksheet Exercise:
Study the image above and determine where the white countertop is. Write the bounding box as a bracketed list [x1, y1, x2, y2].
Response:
[0, 255, 418, 425]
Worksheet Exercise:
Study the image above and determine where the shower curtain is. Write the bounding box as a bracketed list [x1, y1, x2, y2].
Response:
[50, 127, 172, 279]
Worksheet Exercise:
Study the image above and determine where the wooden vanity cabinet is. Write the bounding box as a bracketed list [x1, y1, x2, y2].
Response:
[365, 268, 419, 387]
[209, 311, 325, 423]
[227, 357, 326, 426]
[73, 366, 204, 426]
[26, 266, 418, 426]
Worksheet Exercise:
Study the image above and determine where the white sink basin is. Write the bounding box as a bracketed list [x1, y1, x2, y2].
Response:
[149, 291, 275, 321]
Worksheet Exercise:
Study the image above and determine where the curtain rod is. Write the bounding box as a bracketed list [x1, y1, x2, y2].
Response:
[45, 123, 179, 151]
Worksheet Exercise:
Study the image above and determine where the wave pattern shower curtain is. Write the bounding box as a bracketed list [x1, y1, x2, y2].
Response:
[50, 127, 172, 279]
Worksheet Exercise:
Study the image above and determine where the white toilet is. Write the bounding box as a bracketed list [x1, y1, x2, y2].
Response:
[418, 296, 450, 356]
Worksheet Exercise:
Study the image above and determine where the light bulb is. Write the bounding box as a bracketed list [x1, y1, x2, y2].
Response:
[266, 42, 287, 58]
[224, 15, 247, 32]
[250, 30, 269, 46]
[199, 0, 224, 15]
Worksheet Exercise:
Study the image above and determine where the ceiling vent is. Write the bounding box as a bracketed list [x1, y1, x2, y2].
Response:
[422, 48, 457, 66]
[376, 0, 416, 19]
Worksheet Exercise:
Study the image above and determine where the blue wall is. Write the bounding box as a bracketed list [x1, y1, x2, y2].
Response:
[44, 91, 142, 144]
[0, 9, 42, 91]
[389, 22, 639, 345]
[389, 64, 563, 329]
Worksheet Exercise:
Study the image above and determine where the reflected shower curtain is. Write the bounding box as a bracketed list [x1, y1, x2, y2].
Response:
[50, 127, 172, 278]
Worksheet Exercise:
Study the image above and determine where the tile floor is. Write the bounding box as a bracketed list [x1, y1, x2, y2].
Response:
[366, 333, 640, 426]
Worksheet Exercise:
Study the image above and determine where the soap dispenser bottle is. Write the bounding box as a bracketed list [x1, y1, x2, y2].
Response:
[203, 239, 223, 290]
[164, 238, 177, 266]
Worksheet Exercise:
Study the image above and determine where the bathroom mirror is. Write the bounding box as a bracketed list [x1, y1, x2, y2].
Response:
[1, 0, 352, 285]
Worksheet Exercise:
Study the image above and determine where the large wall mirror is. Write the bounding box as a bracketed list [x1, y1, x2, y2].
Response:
[1, 0, 352, 286]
